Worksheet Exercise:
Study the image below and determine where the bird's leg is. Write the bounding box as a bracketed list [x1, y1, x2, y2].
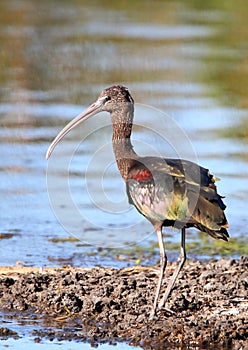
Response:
[149, 224, 167, 319]
[158, 227, 186, 310]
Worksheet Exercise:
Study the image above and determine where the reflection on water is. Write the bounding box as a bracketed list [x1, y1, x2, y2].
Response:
[0, 311, 140, 350]
[1, 0, 248, 269]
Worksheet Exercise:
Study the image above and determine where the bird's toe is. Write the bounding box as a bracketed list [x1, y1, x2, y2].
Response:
[157, 305, 175, 316]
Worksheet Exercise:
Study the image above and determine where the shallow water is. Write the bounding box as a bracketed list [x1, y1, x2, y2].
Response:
[1, 0, 248, 268]
[1, 311, 140, 349]
[1, 339, 138, 350]
[0, 1, 248, 346]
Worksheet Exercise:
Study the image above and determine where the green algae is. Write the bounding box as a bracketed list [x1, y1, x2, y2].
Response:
[219, 119, 248, 144]
[48, 232, 247, 265]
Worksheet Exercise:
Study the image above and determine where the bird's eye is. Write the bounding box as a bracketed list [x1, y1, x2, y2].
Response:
[105, 96, 111, 103]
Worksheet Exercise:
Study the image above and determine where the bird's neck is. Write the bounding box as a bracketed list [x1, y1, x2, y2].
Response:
[111, 110, 137, 181]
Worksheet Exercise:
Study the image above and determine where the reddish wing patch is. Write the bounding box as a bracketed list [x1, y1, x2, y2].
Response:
[131, 169, 152, 182]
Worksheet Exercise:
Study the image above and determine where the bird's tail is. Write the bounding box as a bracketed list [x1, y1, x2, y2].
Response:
[195, 223, 229, 241]
[189, 192, 229, 241]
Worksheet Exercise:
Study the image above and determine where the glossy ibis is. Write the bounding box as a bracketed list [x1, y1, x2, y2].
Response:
[46, 85, 229, 318]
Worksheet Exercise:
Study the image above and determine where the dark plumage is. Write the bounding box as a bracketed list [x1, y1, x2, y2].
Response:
[127, 157, 228, 240]
[46, 85, 229, 318]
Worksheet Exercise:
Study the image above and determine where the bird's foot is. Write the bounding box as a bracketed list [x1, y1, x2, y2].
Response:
[148, 305, 175, 321]
[148, 309, 156, 321]
[157, 306, 175, 316]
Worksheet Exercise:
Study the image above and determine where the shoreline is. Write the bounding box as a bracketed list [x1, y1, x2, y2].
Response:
[0, 258, 247, 348]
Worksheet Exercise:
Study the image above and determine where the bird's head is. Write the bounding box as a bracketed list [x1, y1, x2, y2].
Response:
[99, 85, 134, 112]
[46, 85, 134, 160]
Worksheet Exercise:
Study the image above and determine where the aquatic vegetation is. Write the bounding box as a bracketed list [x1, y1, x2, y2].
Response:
[220, 119, 248, 143]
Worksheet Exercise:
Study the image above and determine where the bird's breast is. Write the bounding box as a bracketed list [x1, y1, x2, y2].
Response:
[126, 175, 189, 224]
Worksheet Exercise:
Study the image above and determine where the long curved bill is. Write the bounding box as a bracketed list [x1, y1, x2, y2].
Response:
[46, 96, 108, 160]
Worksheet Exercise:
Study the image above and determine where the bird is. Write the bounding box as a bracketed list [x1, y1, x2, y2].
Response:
[46, 85, 229, 318]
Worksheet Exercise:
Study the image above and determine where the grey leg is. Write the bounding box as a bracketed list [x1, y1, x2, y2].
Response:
[149, 224, 167, 319]
[158, 227, 186, 309]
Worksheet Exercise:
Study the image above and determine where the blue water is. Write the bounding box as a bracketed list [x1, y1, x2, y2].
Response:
[0, 0, 248, 348]
[1, 0, 247, 265]
[1, 339, 140, 350]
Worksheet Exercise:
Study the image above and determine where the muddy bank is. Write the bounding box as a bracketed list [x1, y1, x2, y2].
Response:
[0, 257, 247, 349]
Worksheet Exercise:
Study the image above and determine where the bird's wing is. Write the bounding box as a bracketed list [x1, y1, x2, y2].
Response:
[141, 157, 213, 187]
[127, 157, 229, 240]
[141, 157, 226, 207]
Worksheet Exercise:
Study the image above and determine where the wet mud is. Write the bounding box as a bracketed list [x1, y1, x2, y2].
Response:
[0, 257, 247, 349]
